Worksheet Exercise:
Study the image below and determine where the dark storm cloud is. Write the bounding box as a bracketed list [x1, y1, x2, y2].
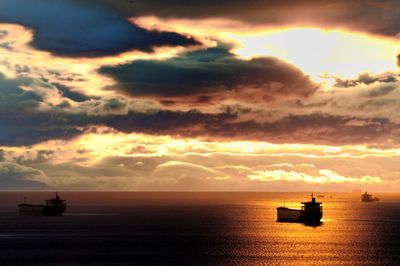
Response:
[105, 110, 237, 137]
[334, 73, 399, 89]
[0, 111, 84, 146]
[210, 115, 397, 146]
[0, 0, 199, 57]
[0, 74, 84, 145]
[1, 72, 397, 147]
[0, 74, 236, 146]
[54, 83, 92, 102]
[102, 107, 400, 147]
[0, 75, 42, 111]
[0, 74, 398, 147]
[100, 45, 318, 102]
[91, 0, 400, 37]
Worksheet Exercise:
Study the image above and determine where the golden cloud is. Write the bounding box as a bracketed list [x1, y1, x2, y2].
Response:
[133, 16, 399, 85]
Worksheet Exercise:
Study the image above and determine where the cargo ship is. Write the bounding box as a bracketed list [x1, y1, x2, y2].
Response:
[277, 194, 322, 223]
[18, 193, 66, 216]
[361, 191, 379, 202]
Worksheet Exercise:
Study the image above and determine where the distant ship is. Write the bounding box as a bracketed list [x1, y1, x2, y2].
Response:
[18, 193, 66, 216]
[361, 191, 379, 202]
[277, 195, 322, 223]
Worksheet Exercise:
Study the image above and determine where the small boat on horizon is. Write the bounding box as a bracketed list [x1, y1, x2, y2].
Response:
[18, 192, 66, 216]
[277, 194, 322, 223]
[361, 191, 379, 202]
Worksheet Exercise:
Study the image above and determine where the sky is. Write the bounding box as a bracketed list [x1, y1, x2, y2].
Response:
[0, 0, 399, 191]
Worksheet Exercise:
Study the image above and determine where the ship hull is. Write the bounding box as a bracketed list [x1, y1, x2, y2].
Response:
[277, 207, 303, 222]
[361, 193, 379, 202]
[302, 210, 323, 222]
[18, 204, 66, 216]
[18, 204, 45, 215]
[277, 207, 322, 223]
[43, 205, 66, 216]
[361, 196, 379, 202]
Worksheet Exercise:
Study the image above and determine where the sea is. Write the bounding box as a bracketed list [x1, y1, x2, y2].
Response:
[0, 192, 399, 265]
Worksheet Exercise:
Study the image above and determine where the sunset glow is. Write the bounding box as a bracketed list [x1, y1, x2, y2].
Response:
[1, 129, 399, 190]
[2, 2, 400, 265]
[0, 1, 399, 191]
[231, 28, 399, 82]
[134, 16, 399, 82]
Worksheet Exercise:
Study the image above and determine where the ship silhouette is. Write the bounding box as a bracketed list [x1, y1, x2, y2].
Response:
[18, 192, 66, 216]
[361, 191, 379, 202]
[277, 194, 322, 223]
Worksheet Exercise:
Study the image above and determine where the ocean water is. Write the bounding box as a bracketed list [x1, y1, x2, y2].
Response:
[0, 192, 399, 265]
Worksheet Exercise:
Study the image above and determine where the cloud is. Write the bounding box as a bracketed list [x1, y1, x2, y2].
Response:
[104, 109, 237, 137]
[333, 73, 399, 89]
[0, 0, 199, 57]
[198, 114, 398, 146]
[100, 44, 318, 104]
[93, 0, 400, 37]
[0, 162, 48, 190]
[3, 135, 399, 191]
[55, 83, 92, 102]
[149, 161, 228, 190]
[1, 0, 399, 192]
[1, 6, 398, 148]
[1, 72, 400, 147]
[2, 71, 400, 148]
[0, 73, 229, 146]
[362, 84, 397, 98]
[0, 74, 85, 145]
[248, 168, 382, 184]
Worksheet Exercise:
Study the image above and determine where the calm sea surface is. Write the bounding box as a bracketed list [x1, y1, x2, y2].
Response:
[0, 192, 399, 265]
